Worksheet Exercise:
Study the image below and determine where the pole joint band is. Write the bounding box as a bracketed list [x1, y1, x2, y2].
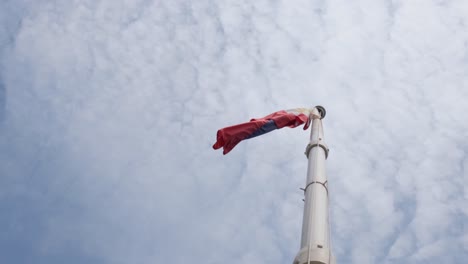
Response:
[302, 180, 328, 195]
[305, 140, 329, 159]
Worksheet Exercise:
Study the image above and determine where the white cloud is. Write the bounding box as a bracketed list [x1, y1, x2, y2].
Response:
[1, 0, 468, 263]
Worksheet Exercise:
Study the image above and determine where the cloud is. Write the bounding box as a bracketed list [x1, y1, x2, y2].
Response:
[1, 0, 468, 264]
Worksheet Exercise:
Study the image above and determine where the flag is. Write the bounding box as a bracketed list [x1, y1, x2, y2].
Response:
[213, 108, 316, 155]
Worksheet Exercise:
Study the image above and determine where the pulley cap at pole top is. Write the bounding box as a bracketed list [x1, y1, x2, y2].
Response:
[315, 105, 326, 119]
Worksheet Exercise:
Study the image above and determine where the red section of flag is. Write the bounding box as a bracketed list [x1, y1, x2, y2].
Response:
[213, 110, 310, 155]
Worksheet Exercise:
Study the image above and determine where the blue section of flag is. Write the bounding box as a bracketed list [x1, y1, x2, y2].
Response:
[246, 120, 278, 139]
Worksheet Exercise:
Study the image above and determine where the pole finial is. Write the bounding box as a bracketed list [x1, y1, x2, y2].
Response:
[315, 105, 326, 119]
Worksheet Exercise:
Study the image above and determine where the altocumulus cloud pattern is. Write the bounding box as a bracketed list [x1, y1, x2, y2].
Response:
[1, 1, 468, 264]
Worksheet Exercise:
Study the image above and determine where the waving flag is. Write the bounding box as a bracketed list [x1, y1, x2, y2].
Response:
[213, 108, 316, 155]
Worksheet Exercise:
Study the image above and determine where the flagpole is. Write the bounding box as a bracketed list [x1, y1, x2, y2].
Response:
[293, 106, 336, 264]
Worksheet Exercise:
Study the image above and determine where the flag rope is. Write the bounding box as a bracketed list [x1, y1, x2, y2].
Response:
[321, 120, 333, 264]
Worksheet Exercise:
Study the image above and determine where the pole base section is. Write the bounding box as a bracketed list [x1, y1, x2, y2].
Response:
[293, 247, 336, 264]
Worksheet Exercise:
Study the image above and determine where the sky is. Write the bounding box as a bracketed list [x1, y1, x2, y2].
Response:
[1, 0, 468, 263]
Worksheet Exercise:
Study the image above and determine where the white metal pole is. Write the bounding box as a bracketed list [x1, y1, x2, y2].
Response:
[293, 106, 335, 264]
